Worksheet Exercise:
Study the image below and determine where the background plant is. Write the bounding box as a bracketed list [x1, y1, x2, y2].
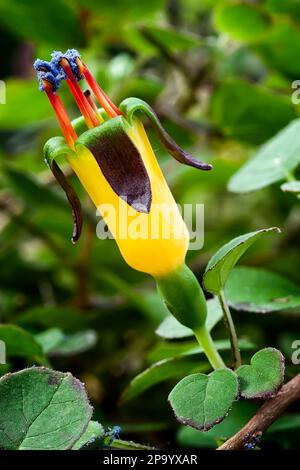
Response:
[0, 0, 300, 450]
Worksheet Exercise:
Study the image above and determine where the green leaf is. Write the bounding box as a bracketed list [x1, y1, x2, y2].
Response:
[255, 22, 300, 78]
[16, 306, 89, 332]
[177, 401, 258, 448]
[203, 227, 280, 294]
[211, 80, 297, 145]
[168, 369, 239, 431]
[0, 325, 44, 362]
[265, 0, 300, 21]
[156, 298, 224, 339]
[0, 0, 83, 46]
[35, 328, 97, 357]
[228, 119, 300, 193]
[213, 2, 271, 42]
[139, 24, 201, 51]
[237, 348, 285, 399]
[0, 367, 93, 450]
[72, 421, 104, 450]
[4, 166, 68, 210]
[35, 328, 65, 355]
[268, 413, 300, 433]
[148, 339, 255, 363]
[0, 80, 51, 129]
[75, 0, 163, 19]
[281, 181, 300, 193]
[225, 267, 300, 313]
[121, 357, 208, 403]
[122, 339, 255, 403]
[48, 330, 98, 357]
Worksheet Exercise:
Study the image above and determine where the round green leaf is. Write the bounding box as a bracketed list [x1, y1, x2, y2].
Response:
[72, 421, 104, 450]
[203, 227, 280, 294]
[228, 119, 300, 193]
[225, 267, 300, 313]
[155, 297, 223, 339]
[0, 367, 93, 450]
[168, 368, 239, 431]
[214, 3, 271, 42]
[237, 348, 285, 399]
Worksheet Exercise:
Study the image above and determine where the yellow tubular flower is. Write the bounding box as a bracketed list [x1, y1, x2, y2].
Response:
[69, 117, 189, 276]
[35, 49, 225, 369]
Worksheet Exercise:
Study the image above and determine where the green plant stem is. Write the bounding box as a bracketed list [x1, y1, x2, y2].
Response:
[218, 290, 241, 369]
[109, 438, 154, 450]
[194, 326, 226, 370]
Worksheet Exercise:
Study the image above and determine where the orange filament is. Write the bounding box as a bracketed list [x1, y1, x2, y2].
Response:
[76, 58, 122, 118]
[60, 58, 99, 128]
[43, 80, 77, 149]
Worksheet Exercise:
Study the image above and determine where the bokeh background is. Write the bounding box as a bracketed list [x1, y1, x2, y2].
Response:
[0, 0, 300, 449]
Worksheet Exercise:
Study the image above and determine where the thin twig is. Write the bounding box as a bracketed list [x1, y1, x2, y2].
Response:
[218, 373, 300, 450]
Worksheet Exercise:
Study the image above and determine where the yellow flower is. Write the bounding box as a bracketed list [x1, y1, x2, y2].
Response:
[37, 49, 212, 278]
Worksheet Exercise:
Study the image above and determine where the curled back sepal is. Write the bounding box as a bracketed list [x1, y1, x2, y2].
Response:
[44, 136, 83, 243]
[155, 263, 207, 331]
[120, 97, 213, 171]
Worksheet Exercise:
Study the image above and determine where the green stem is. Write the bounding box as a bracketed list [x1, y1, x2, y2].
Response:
[109, 439, 154, 450]
[194, 326, 226, 370]
[218, 290, 241, 369]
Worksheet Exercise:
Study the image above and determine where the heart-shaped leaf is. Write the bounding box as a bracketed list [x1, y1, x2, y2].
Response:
[237, 348, 285, 399]
[225, 267, 300, 313]
[0, 367, 93, 450]
[228, 119, 300, 193]
[156, 297, 223, 340]
[203, 227, 280, 294]
[168, 368, 239, 431]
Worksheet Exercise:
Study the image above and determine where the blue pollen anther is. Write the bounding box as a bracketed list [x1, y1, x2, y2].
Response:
[51, 49, 83, 82]
[36, 71, 61, 93]
[34, 59, 62, 92]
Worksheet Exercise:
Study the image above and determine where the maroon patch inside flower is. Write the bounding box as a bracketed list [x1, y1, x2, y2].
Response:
[79, 120, 152, 213]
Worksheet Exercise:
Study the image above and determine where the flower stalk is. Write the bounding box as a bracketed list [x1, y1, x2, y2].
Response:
[218, 289, 241, 369]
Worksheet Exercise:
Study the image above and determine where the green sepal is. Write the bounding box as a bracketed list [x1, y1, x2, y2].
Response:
[120, 97, 212, 171]
[155, 263, 207, 331]
[44, 136, 83, 243]
[71, 108, 107, 136]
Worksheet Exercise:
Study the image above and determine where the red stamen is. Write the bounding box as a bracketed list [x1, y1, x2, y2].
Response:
[60, 58, 99, 128]
[84, 90, 104, 123]
[43, 80, 77, 149]
[77, 58, 122, 118]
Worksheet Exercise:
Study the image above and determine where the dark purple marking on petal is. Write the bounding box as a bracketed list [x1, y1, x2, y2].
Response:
[78, 118, 152, 213]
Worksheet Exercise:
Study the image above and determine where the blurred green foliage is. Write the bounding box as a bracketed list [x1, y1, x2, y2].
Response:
[1, 0, 300, 450]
